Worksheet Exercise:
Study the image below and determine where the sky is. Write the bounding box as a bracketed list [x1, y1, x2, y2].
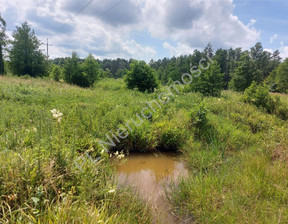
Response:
[1, 0, 288, 61]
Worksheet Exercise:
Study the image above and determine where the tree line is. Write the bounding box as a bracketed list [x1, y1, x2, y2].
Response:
[0, 17, 287, 94]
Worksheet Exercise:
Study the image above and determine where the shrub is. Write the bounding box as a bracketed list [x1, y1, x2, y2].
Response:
[51, 65, 61, 82]
[151, 121, 183, 152]
[274, 96, 288, 120]
[189, 103, 209, 130]
[189, 103, 217, 141]
[244, 82, 288, 119]
[243, 82, 275, 112]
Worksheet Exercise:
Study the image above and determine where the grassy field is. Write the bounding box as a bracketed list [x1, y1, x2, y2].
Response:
[1, 76, 288, 223]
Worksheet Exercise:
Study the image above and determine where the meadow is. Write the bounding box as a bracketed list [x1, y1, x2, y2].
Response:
[1, 75, 288, 223]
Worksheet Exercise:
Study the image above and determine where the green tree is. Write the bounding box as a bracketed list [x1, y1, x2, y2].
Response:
[273, 59, 288, 93]
[0, 15, 7, 75]
[9, 21, 47, 77]
[214, 49, 229, 89]
[63, 51, 83, 86]
[229, 53, 261, 91]
[124, 60, 158, 92]
[190, 63, 224, 97]
[227, 47, 242, 76]
[51, 65, 61, 82]
[115, 68, 126, 78]
[250, 42, 277, 80]
[81, 53, 100, 86]
[203, 42, 214, 58]
[64, 52, 100, 87]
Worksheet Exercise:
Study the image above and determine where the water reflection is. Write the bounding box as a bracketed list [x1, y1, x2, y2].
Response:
[115, 153, 187, 224]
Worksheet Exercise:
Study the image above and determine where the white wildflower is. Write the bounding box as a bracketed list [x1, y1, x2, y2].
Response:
[116, 151, 125, 159]
[108, 188, 116, 194]
[50, 109, 63, 123]
[117, 154, 125, 159]
[114, 151, 119, 156]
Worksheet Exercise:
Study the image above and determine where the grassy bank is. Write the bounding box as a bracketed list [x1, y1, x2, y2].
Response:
[170, 91, 288, 223]
[0, 76, 151, 223]
[1, 76, 288, 223]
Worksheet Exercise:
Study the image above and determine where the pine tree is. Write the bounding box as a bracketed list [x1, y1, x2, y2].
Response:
[9, 21, 47, 77]
[190, 63, 224, 97]
[229, 53, 261, 91]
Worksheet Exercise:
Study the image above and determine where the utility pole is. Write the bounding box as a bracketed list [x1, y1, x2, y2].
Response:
[44, 38, 52, 59]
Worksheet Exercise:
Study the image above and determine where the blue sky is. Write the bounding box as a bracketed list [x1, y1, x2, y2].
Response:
[1, 0, 288, 60]
[233, 0, 288, 53]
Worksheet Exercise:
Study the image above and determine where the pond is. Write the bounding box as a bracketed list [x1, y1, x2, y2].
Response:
[115, 153, 188, 224]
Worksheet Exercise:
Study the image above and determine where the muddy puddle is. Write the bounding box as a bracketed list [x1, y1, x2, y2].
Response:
[115, 153, 188, 224]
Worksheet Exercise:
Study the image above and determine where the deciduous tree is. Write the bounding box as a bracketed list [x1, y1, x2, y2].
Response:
[124, 60, 158, 92]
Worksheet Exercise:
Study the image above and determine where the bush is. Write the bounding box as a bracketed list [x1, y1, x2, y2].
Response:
[189, 103, 217, 141]
[124, 60, 158, 92]
[189, 103, 209, 131]
[274, 96, 288, 120]
[151, 121, 183, 152]
[51, 65, 61, 82]
[244, 82, 288, 119]
[243, 82, 275, 113]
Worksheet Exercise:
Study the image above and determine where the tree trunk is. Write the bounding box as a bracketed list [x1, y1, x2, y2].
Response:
[0, 43, 4, 75]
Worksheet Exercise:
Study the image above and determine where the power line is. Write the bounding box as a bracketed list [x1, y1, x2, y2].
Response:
[75, 0, 94, 16]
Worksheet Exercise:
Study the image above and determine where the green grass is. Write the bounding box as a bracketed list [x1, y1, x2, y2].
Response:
[170, 91, 288, 224]
[0, 76, 151, 223]
[1, 76, 288, 223]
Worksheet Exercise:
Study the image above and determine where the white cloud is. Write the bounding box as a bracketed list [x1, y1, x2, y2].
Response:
[247, 19, 256, 28]
[142, 0, 260, 49]
[280, 42, 288, 60]
[264, 48, 274, 54]
[270, 34, 278, 43]
[163, 42, 195, 57]
[1, 0, 261, 60]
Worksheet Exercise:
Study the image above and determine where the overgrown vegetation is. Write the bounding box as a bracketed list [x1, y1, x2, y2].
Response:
[1, 76, 288, 223]
[170, 90, 288, 223]
[0, 77, 152, 223]
[243, 82, 288, 120]
[1, 16, 288, 224]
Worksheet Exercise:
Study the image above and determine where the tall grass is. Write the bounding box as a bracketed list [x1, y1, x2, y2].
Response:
[170, 90, 288, 224]
[0, 76, 151, 223]
[1, 76, 288, 223]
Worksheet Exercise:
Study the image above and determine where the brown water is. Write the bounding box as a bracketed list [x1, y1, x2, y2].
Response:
[115, 153, 188, 224]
